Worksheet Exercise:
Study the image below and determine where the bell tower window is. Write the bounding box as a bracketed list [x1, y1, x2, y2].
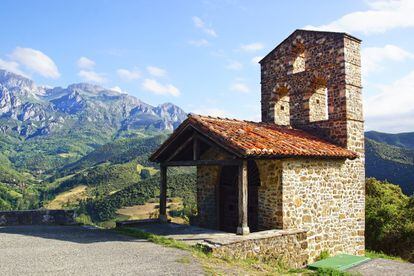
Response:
[309, 78, 329, 122]
[292, 43, 306, 74]
[273, 86, 290, 125]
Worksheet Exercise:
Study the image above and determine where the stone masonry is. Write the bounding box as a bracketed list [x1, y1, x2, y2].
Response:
[206, 229, 308, 269]
[255, 159, 283, 230]
[259, 30, 365, 262]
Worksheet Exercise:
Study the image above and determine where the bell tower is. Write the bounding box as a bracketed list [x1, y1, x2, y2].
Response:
[260, 29, 364, 154]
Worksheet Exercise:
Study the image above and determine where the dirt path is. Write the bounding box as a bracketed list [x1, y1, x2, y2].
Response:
[0, 225, 203, 276]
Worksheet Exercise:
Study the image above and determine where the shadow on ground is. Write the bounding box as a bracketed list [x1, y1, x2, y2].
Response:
[0, 225, 141, 244]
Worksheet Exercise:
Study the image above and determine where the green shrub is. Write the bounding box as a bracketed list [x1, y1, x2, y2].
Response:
[317, 250, 330, 261]
[365, 178, 414, 261]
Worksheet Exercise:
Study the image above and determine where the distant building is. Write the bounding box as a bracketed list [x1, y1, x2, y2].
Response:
[150, 29, 365, 264]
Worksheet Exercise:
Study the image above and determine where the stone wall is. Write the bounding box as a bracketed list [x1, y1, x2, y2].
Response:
[281, 158, 365, 262]
[255, 159, 283, 230]
[195, 147, 231, 229]
[0, 209, 76, 226]
[259, 29, 365, 263]
[196, 165, 220, 229]
[205, 229, 309, 269]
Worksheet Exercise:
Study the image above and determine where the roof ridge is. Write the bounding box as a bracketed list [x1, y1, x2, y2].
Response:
[188, 113, 262, 124]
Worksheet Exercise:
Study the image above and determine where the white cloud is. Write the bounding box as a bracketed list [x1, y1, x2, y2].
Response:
[305, 0, 414, 34]
[251, 56, 263, 64]
[78, 70, 107, 84]
[110, 86, 127, 94]
[0, 58, 27, 77]
[117, 68, 141, 81]
[362, 45, 414, 75]
[226, 61, 243, 70]
[191, 107, 230, 117]
[230, 82, 250, 93]
[365, 70, 414, 131]
[192, 16, 217, 37]
[10, 47, 60, 78]
[147, 66, 167, 77]
[188, 39, 209, 47]
[240, 42, 264, 52]
[142, 79, 180, 97]
[77, 57, 95, 70]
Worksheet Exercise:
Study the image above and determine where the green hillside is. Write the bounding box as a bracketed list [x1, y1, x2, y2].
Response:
[78, 172, 196, 222]
[365, 138, 414, 195]
[366, 131, 414, 149]
[59, 133, 168, 176]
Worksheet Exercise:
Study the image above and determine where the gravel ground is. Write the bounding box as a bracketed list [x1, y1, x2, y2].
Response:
[0, 225, 204, 276]
[348, 258, 414, 276]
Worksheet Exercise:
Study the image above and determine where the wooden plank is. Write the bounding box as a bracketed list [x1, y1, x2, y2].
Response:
[166, 135, 193, 162]
[159, 165, 168, 222]
[237, 160, 250, 235]
[165, 159, 242, 167]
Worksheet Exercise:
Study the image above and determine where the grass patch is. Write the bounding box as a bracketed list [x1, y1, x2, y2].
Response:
[317, 250, 330, 261]
[114, 227, 192, 251]
[175, 256, 192, 264]
[365, 250, 405, 262]
[45, 185, 88, 209]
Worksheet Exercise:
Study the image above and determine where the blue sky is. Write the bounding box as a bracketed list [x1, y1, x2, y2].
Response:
[1, 0, 414, 133]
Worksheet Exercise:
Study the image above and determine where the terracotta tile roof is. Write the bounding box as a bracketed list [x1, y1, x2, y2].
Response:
[151, 114, 357, 161]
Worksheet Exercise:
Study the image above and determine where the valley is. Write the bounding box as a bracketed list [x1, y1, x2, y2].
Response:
[0, 69, 414, 235]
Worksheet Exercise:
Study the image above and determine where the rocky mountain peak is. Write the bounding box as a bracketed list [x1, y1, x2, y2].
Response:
[0, 70, 187, 137]
[67, 83, 107, 94]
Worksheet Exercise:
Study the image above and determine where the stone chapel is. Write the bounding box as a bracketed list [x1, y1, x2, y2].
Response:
[150, 29, 365, 262]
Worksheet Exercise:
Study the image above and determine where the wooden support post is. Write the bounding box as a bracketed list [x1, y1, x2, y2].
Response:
[237, 160, 250, 235]
[159, 164, 168, 222]
[193, 135, 199, 160]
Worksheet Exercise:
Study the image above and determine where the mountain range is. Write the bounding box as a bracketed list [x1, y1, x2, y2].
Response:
[0, 70, 186, 175]
[0, 69, 413, 212]
[0, 70, 187, 138]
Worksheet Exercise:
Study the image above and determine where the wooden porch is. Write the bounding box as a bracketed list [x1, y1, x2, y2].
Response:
[151, 125, 253, 235]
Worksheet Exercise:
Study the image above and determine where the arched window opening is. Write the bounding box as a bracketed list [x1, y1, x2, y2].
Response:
[309, 78, 329, 122]
[273, 86, 290, 126]
[292, 43, 306, 74]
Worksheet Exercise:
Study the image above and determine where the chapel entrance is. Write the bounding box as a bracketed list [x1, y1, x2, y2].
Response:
[218, 161, 260, 233]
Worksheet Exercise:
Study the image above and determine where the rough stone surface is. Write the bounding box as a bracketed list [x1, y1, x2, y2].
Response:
[0, 210, 76, 226]
[196, 164, 219, 229]
[207, 229, 308, 269]
[195, 147, 230, 229]
[255, 159, 283, 230]
[281, 158, 365, 261]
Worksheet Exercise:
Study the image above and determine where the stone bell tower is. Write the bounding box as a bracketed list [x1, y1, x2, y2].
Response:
[260, 30, 365, 257]
[259, 29, 364, 155]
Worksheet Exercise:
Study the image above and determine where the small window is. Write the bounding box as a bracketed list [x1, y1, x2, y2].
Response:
[274, 86, 290, 125]
[309, 80, 329, 122]
[292, 43, 306, 74]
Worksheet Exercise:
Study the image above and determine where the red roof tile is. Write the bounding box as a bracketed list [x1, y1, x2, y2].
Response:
[151, 114, 357, 161]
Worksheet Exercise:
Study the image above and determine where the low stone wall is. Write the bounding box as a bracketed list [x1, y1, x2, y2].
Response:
[0, 209, 76, 226]
[201, 229, 309, 269]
